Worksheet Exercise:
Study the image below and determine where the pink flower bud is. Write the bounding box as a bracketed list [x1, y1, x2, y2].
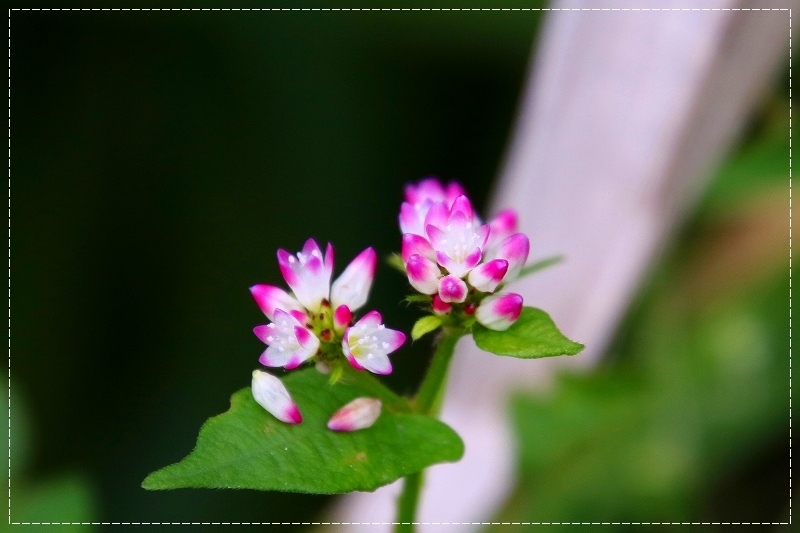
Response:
[492, 234, 529, 282]
[405, 254, 440, 295]
[401, 233, 436, 262]
[327, 397, 382, 432]
[251, 370, 302, 424]
[486, 209, 518, 250]
[438, 275, 468, 303]
[467, 259, 509, 293]
[333, 304, 353, 332]
[475, 292, 523, 331]
[432, 294, 452, 315]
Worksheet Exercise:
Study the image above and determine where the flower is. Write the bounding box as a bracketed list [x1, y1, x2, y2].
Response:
[327, 397, 382, 432]
[251, 370, 302, 424]
[253, 309, 320, 369]
[342, 311, 406, 375]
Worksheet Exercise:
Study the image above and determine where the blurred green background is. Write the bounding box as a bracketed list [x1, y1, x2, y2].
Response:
[10, 3, 790, 529]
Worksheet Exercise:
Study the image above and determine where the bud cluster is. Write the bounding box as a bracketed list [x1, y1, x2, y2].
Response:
[399, 178, 527, 331]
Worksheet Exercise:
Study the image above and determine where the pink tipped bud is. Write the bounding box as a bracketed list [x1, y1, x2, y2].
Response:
[487, 209, 518, 248]
[476, 292, 523, 331]
[438, 275, 468, 303]
[333, 304, 353, 332]
[251, 370, 303, 424]
[467, 259, 509, 293]
[406, 254, 440, 295]
[327, 397, 382, 432]
[494, 234, 530, 282]
[432, 294, 452, 315]
[401, 233, 436, 262]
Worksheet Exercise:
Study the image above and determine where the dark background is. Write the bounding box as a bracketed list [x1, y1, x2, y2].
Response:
[11, 4, 544, 525]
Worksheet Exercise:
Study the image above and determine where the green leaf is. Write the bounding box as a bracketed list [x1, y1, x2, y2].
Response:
[142, 368, 463, 494]
[515, 255, 564, 280]
[473, 307, 583, 358]
[411, 315, 442, 341]
[386, 253, 407, 274]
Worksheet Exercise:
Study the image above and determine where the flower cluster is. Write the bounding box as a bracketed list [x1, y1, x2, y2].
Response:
[399, 178, 527, 331]
[250, 238, 405, 428]
[251, 239, 405, 375]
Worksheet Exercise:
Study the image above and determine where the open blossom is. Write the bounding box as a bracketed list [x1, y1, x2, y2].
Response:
[398, 177, 531, 330]
[253, 309, 320, 369]
[251, 238, 405, 375]
[343, 311, 406, 375]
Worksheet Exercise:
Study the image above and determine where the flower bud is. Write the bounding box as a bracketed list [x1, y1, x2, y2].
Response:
[467, 259, 508, 293]
[405, 254, 440, 295]
[327, 397, 382, 432]
[475, 292, 523, 331]
[251, 370, 302, 424]
[431, 294, 452, 315]
[438, 275, 468, 303]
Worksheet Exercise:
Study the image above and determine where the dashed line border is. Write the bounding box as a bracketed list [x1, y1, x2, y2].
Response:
[6, 5, 793, 527]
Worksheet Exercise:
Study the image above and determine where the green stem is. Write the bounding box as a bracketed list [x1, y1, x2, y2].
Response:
[395, 328, 464, 533]
[395, 471, 423, 533]
[414, 328, 464, 415]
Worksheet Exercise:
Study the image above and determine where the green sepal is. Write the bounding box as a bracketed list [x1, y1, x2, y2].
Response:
[387, 253, 407, 274]
[411, 315, 442, 341]
[473, 307, 583, 359]
[142, 368, 464, 494]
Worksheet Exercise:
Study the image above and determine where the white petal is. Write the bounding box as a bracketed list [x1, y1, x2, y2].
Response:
[331, 247, 376, 311]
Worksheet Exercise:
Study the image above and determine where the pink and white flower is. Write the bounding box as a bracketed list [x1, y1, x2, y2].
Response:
[475, 292, 523, 331]
[251, 370, 302, 424]
[343, 311, 406, 375]
[252, 239, 379, 370]
[253, 309, 320, 369]
[327, 397, 382, 432]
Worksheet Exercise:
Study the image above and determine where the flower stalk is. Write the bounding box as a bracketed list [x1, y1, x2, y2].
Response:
[396, 327, 465, 532]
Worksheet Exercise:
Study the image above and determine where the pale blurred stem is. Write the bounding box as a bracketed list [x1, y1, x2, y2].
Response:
[396, 328, 465, 532]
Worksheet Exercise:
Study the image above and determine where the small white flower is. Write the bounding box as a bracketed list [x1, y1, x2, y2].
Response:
[342, 311, 406, 375]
